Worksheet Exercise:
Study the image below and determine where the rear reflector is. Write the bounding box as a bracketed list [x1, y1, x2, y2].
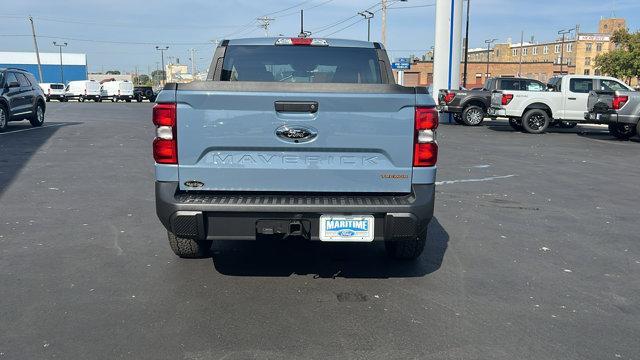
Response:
[153, 138, 177, 164]
[414, 143, 438, 167]
[153, 103, 176, 126]
[613, 95, 629, 110]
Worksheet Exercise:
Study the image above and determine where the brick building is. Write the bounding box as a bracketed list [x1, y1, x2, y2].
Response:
[395, 18, 627, 88]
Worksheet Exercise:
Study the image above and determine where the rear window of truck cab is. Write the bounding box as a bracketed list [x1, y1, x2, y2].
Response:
[220, 45, 383, 84]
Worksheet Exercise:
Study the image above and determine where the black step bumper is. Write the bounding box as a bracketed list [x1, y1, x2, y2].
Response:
[155, 181, 435, 241]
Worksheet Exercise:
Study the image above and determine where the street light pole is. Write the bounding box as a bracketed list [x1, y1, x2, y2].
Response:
[358, 11, 374, 42]
[155, 46, 169, 84]
[485, 38, 497, 80]
[53, 41, 68, 84]
[462, 0, 471, 87]
[557, 28, 574, 75]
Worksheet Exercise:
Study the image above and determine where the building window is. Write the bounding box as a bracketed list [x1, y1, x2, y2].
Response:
[512, 48, 518, 56]
[584, 69, 590, 75]
[555, 44, 561, 53]
[532, 47, 538, 55]
[543, 45, 549, 54]
[585, 57, 591, 66]
[567, 43, 573, 52]
[596, 43, 603, 52]
[495, 49, 500, 57]
[586, 43, 593, 52]
[522, 48, 528, 56]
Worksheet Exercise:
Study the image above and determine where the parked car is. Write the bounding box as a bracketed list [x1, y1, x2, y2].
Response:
[39, 83, 67, 102]
[488, 75, 635, 133]
[133, 86, 156, 102]
[101, 80, 134, 102]
[0, 68, 46, 131]
[65, 80, 102, 102]
[153, 37, 438, 260]
[586, 89, 640, 140]
[438, 77, 547, 126]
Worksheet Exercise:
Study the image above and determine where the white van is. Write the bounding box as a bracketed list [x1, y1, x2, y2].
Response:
[65, 80, 102, 102]
[39, 83, 67, 102]
[101, 80, 134, 102]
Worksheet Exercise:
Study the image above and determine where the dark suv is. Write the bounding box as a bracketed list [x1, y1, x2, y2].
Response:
[0, 68, 47, 131]
[133, 86, 157, 102]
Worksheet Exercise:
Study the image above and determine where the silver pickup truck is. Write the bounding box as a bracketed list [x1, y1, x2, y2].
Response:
[586, 90, 640, 140]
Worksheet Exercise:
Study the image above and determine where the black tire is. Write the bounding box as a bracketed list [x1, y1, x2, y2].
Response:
[46, 97, 50, 102]
[461, 105, 485, 126]
[136, 95, 142, 102]
[385, 233, 427, 260]
[97, 97, 102, 102]
[559, 121, 577, 129]
[167, 232, 212, 258]
[29, 102, 45, 127]
[79, 96, 85, 102]
[609, 123, 635, 140]
[125, 99, 131, 103]
[0, 105, 8, 131]
[521, 109, 550, 134]
[144, 90, 154, 99]
[453, 113, 464, 125]
[509, 118, 523, 131]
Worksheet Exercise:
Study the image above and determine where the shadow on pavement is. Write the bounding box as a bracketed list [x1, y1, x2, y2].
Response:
[210, 218, 449, 278]
[0, 121, 80, 197]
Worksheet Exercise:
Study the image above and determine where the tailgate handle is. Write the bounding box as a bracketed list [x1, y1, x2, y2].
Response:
[275, 101, 318, 113]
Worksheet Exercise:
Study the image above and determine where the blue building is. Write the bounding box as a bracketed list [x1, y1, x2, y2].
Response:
[0, 51, 87, 84]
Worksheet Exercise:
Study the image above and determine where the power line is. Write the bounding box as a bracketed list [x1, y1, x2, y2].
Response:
[0, 34, 212, 46]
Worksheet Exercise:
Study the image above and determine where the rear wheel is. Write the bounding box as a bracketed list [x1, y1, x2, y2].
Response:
[385, 233, 427, 260]
[522, 109, 550, 134]
[78, 96, 85, 102]
[167, 232, 212, 258]
[462, 105, 485, 126]
[0, 105, 8, 131]
[29, 103, 45, 127]
[453, 113, 464, 125]
[609, 123, 636, 140]
[509, 118, 523, 131]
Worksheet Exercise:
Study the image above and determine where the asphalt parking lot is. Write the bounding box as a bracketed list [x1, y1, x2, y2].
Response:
[1, 102, 639, 360]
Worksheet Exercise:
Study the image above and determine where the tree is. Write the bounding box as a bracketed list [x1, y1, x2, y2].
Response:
[133, 74, 151, 85]
[151, 70, 165, 85]
[595, 29, 640, 84]
[106, 70, 121, 75]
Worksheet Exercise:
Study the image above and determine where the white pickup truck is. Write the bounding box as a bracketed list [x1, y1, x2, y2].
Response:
[488, 75, 635, 134]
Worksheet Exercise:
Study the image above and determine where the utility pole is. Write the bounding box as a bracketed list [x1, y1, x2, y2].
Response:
[155, 46, 169, 84]
[518, 30, 524, 77]
[257, 16, 275, 37]
[28, 16, 44, 82]
[462, 0, 471, 87]
[358, 11, 374, 42]
[381, 0, 387, 46]
[53, 42, 68, 84]
[557, 28, 574, 75]
[484, 38, 497, 80]
[189, 48, 197, 76]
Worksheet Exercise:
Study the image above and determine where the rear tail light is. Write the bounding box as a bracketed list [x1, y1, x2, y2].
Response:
[413, 107, 439, 167]
[613, 95, 629, 110]
[152, 103, 177, 164]
[275, 38, 329, 46]
[443, 92, 456, 104]
[501, 93, 514, 106]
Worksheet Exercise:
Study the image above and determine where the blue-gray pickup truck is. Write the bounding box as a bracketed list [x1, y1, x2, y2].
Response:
[152, 37, 438, 260]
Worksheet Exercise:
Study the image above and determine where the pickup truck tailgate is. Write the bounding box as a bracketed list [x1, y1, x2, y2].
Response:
[174, 83, 416, 193]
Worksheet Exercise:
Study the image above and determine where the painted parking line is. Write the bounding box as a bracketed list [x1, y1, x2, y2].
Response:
[436, 174, 516, 186]
[0, 123, 67, 135]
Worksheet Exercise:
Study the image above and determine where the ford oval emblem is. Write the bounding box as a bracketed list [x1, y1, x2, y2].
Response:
[275, 125, 318, 143]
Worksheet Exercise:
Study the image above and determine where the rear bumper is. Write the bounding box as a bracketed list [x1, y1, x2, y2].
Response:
[155, 181, 435, 241]
[488, 107, 507, 117]
[437, 105, 462, 113]
[585, 112, 638, 125]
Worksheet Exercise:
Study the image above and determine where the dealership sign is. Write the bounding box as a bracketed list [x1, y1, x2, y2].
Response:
[578, 35, 611, 42]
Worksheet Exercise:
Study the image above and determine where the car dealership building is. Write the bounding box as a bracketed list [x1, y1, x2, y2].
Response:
[0, 51, 88, 84]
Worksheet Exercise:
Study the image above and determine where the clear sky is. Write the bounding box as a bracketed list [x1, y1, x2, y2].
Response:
[1, 0, 638, 74]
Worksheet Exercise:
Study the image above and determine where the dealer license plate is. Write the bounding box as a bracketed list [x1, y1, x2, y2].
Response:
[319, 215, 374, 242]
